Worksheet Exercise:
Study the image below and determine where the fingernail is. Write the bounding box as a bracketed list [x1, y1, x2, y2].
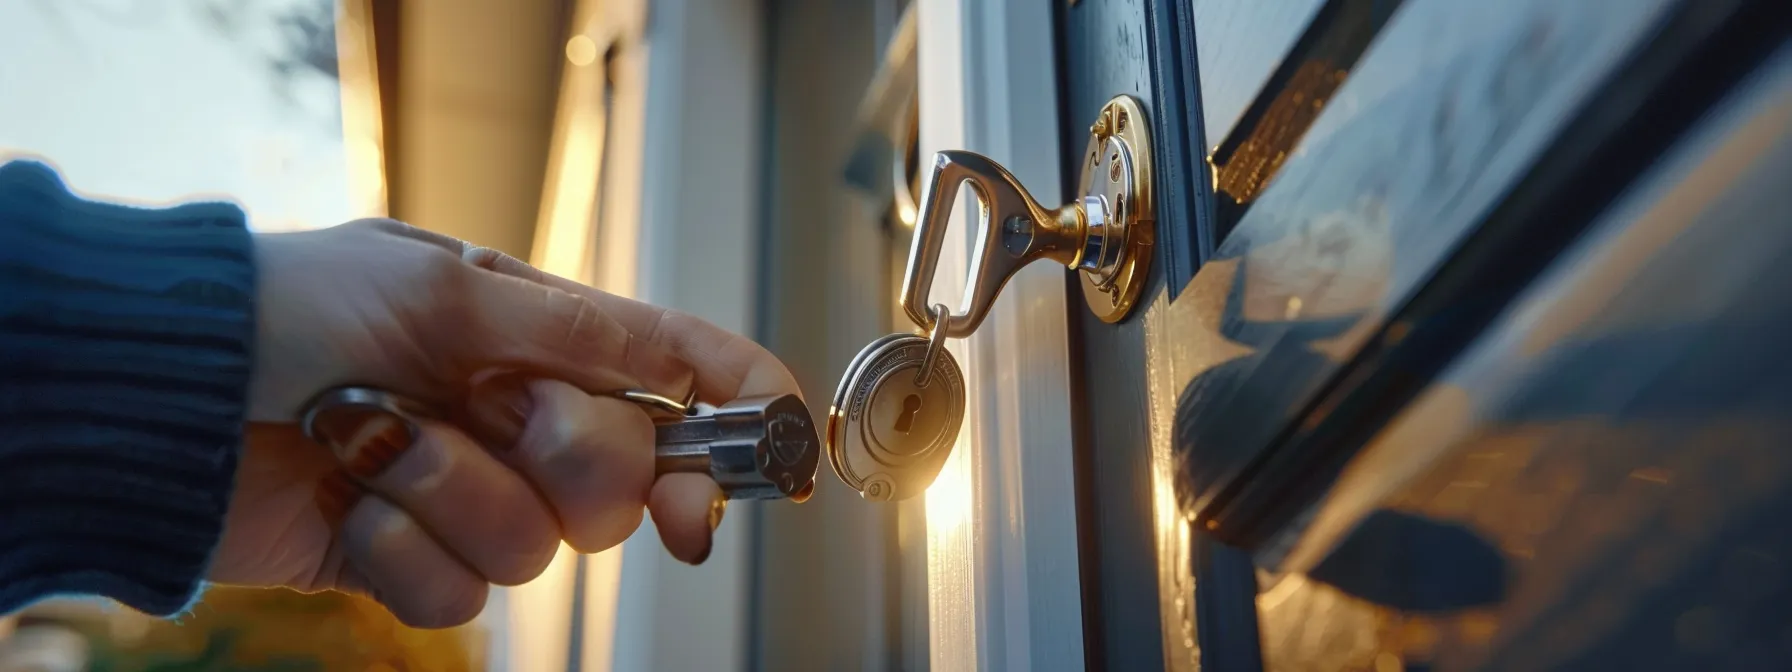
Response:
[338, 415, 415, 481]
[313, 469, 363, 529]
[690, 542, 712, 566]
[708, 495, 727, 530]
[688, 493, 725, 566]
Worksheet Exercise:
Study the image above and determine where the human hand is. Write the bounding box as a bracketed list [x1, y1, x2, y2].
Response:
[208, 219, 801, 628]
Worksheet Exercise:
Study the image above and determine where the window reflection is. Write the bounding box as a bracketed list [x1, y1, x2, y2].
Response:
[0, 0, 354, 231]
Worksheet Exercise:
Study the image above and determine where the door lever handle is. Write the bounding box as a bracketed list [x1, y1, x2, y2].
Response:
[900, 95, 1155, 339]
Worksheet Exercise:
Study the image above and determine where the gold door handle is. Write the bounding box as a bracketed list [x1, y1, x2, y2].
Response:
[900, 95, 1154, 338]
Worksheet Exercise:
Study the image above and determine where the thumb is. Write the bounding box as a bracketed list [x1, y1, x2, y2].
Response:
[433, 267, 694, 399]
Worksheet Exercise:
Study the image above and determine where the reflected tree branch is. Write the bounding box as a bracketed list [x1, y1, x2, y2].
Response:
[28, 0, 341, 116]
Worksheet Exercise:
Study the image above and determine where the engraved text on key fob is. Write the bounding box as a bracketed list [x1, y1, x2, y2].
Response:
[827, 333, 965, 501]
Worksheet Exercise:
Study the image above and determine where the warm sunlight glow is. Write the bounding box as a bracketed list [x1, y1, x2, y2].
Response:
[336, 0, 388, 218]
[924, 425, 979, 667]
[924, 434, 975, 534]
[924, 336, 979, 668]
[504, 543, 579, 672]
[566, 34, 598, 66]
[537, 120, 602, 282]
[578, 548, 626, 672]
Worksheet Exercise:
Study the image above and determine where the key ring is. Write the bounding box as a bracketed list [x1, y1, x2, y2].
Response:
[617, 388, 702, 417]
[300, 386, 437, 448]
[914, 303, 949, 388]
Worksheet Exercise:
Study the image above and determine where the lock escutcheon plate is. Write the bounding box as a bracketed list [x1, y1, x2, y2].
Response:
[1077, 95, 1154, 323]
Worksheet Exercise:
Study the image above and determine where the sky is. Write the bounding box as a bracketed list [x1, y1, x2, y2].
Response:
[0, 0, 352, 231]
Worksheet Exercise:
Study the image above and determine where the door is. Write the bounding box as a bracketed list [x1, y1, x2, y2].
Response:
[1048, 0, 1792, 670]
[908, 0, 1792, 670]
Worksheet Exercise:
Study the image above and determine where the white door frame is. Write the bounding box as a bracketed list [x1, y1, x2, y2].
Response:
[916, 1, 1088, 669]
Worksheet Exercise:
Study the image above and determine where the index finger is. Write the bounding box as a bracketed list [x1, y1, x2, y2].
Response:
[463, 247, 801, 404]
[351, 219, 693, 400]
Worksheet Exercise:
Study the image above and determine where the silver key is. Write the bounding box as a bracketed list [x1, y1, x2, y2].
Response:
[826, 332, 965, 501]
[301, 387, 821, 502]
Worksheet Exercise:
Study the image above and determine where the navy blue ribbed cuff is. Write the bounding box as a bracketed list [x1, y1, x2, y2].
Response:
[0, 160, 255, 616]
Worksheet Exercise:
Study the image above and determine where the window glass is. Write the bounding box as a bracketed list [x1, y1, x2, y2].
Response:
[0, 3, 486, 669]
[0, 0, 352, 231]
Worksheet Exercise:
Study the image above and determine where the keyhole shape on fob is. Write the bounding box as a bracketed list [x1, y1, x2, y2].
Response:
[894, 394, 923, 434]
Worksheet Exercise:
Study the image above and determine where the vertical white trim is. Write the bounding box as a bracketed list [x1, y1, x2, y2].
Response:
[917, 0, 1085, 669]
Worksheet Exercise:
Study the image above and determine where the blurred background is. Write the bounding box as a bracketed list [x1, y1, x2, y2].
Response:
[0, 0, 921, 669]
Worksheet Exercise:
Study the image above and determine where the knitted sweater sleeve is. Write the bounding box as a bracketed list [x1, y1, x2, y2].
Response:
[0, 160, 255, 617]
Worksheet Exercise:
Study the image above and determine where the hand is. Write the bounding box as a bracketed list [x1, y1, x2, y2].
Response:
[207, 219, 801, 628]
